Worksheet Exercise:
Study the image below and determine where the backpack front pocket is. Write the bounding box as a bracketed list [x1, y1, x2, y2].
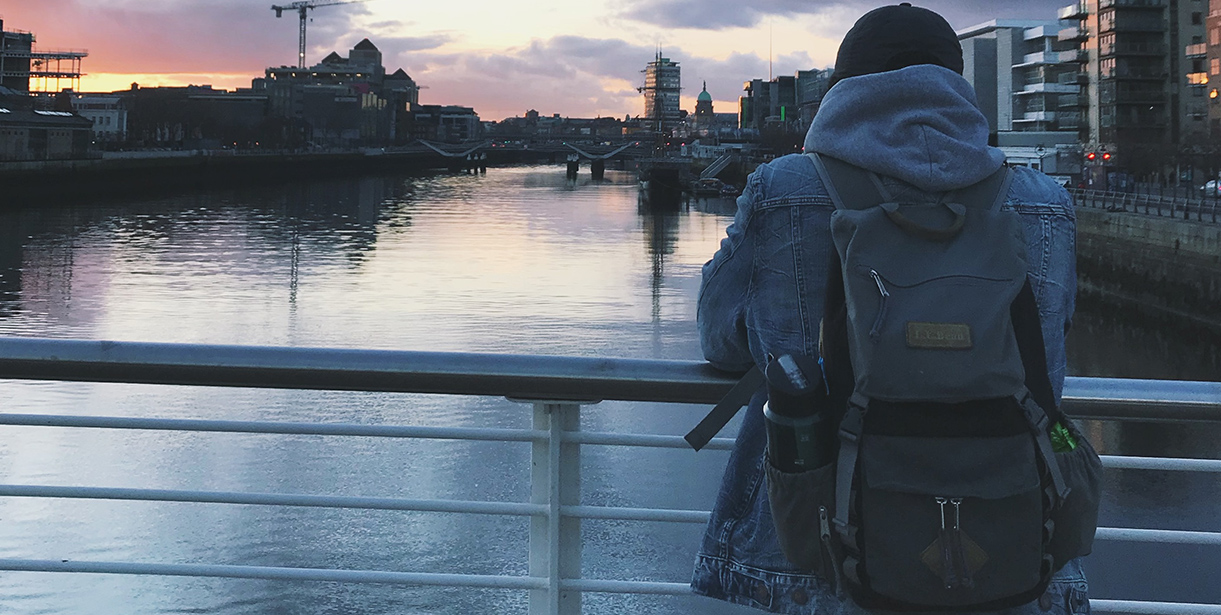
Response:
[846, 266, 1027, 402]
[856, 433, 1046, 609]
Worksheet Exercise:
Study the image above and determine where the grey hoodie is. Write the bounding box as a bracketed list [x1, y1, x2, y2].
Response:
[804, 64, 1006, 193]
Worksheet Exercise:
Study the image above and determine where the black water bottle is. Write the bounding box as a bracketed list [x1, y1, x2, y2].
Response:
[763, 353, 836, 473]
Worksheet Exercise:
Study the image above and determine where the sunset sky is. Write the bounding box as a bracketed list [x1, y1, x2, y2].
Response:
[3, 0, 1069, 121]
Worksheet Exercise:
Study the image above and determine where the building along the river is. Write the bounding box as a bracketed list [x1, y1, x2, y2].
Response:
[1206, 1, 1221, 140]
[0, 103, 93, 161]
[640, 53, 682, 131]
[0, 18, 85, 94]
[261, 38, 429, 146]
[1058, 0, 1209, 180]
[958, 19, 1084, 182]
[737, 69, 831, 135]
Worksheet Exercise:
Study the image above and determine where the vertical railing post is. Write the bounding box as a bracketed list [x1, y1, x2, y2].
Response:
[529, 401, 583, 615]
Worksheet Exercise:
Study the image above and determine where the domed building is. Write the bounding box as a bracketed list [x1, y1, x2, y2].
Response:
[692, 82, 716, 135]
[695, 83, 714, 117]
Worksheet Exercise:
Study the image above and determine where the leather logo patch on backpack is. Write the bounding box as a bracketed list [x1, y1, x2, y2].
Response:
[906, 322, 973, 349]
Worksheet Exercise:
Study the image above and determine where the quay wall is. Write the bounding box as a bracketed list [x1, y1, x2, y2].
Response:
[0, 148, 556, 201]
[1075, 207, 1221, 333]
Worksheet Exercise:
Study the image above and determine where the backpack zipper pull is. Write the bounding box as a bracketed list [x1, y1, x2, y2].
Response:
[819, 506, 844, 597]
[935, 497, 960, 590]
[868, 269, 890, 339]
[949, 498, 975, 589]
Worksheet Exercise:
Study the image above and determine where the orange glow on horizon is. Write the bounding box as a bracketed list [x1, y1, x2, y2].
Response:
[81, 72, 256, 94]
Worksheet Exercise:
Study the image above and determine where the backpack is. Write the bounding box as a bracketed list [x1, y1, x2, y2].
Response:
[686, 154, 1102, 612]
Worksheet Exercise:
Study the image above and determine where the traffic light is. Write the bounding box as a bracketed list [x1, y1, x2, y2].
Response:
[1086, 152, 1097, 161]
[1101, 152, 1112, 162]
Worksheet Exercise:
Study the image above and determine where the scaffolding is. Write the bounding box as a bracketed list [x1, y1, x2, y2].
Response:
[1, 27, 87, 93]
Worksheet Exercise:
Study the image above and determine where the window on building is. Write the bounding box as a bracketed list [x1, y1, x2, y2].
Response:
[1192, 12, 1203, 25]
[1213, 28, 1221, 46]
[1101, 57, 1117, 79]
[1212, 58, 1220, 76]
[1099, 33, 1116, 55]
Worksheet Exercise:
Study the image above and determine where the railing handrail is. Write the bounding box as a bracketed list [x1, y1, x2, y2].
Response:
[1, 336, 1220, 614]
[0, 337, 734, 405]
[0, 337, 1218, 421]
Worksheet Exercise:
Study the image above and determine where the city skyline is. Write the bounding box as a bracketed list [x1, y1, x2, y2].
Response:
[4, 0, 1072, 120]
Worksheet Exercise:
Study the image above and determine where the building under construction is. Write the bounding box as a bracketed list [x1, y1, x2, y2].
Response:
[0, 19, 87, 94]
[639, 53, 681, 130]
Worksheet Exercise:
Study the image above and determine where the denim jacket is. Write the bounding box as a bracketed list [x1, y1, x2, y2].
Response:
[692, 66, 1085, 614]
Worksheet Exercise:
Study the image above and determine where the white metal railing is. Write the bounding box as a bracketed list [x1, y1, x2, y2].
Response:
[0, 337, 1219, 614]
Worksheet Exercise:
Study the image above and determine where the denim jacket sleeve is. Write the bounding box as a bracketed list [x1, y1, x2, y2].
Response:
[1006, 167, 1078, 403]
[697, 169, 760, 373]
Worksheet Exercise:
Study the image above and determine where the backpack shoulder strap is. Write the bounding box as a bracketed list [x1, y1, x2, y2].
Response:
[807, 153, 890, 210]
[947, 165, 1014, 212]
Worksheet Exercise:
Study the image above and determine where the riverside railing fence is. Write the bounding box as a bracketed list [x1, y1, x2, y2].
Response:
[1071, 187, 1221, 223]
[0, 337, 1218, 615]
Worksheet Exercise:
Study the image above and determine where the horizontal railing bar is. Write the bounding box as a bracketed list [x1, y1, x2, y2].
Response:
[563, 505, 709, 524]
[0, 485, 546, 516]
[1101, 455, 1221, 473]
[1092, 600, 1221, 614]
[566, 432, 735, 450]
[0, 413, 547, 442]
[0, 559, 547, 590]
[2, 557, 1216, 611]
[8, 416, 1221, 471]
[0, 412, 736, 450]
[0, 484, 709, 524]
[1095, 527, 1221, 546]
[0, 338, 737, 405]
[7, 484, 1219, 546]
[1063, 376, 1221, 422]
[0, 339, 1216, 421]
[562, 579, 692, 595]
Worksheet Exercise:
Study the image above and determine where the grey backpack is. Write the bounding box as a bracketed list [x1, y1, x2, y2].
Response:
[762, 154, 1102, 611]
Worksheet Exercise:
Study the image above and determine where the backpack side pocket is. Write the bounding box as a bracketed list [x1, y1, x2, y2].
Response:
[765, 458, 836, 577]
[1048, 419, 1104, 568]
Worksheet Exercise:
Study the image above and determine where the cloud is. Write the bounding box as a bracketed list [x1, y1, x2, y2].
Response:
[616, 0, 1078, 30]
[616, 0, 853, 30]
[401, 36, 656, 118]
[401, 35, 799, 121]
[1, 0, 368, 72]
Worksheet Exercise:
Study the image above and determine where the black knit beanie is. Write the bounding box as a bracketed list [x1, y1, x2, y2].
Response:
[828, 3, 964, 89]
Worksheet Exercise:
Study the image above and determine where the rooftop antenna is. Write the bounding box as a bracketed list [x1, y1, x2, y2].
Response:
[769, 18, 773, 80]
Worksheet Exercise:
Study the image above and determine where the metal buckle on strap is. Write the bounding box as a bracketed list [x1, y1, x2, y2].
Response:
[838, 428, 860, 444]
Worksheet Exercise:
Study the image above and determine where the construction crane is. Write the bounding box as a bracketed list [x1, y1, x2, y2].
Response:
[271, 0, 369, 69]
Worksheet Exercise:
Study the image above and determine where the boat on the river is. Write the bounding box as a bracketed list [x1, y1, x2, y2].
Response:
[637, 156, 687, 207]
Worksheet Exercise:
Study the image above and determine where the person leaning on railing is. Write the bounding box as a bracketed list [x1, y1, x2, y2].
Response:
[691, 4, 1090, 614]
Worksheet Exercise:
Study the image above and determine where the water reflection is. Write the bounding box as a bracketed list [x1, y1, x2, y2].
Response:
[0, 165, 1215, 613]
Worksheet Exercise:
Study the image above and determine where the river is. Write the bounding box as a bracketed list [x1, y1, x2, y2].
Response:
[0, 165, 1216, 613]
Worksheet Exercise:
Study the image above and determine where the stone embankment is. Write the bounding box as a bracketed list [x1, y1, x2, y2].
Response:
[1075, 204, 1221, 334]
[0, 147, 537, 200]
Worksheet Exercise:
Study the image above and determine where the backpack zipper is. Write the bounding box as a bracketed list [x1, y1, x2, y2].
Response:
[949, 498, 974, 589]
[819, 506, 843, 597]
[935, 496, 975, 591]
[868, 269, 889, 339]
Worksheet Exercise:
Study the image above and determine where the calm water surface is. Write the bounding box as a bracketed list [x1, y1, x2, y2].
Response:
[0, 166, 1216, 613]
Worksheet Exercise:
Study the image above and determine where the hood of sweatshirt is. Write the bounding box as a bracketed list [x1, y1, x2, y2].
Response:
[803, 64, 1005, 193]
